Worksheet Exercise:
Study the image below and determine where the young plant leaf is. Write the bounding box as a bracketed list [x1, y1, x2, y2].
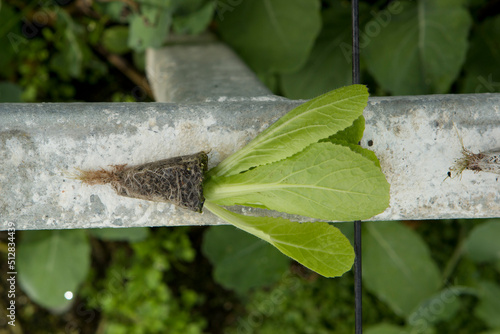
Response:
[326, 139, 381, 168]
[207, 85, 369, 178]
[203, 201, 354, 278]
[204, 142, 389, 221]
[326, 115, 365, 145]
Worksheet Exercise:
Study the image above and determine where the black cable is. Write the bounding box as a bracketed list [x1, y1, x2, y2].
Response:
[352, 0, 360, 85]
[351, 1, 362, 333]
[354, 220, 362, 334]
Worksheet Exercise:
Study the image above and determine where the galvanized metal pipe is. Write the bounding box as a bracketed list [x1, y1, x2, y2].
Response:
[1, 93, 499, 230]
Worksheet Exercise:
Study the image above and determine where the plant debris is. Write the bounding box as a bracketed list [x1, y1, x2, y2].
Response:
[448, 127, 500, 178]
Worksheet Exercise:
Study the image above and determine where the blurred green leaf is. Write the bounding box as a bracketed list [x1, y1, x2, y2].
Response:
[333, 221, 354, 247]
[102, 26, 130, 54]
[128, 5, 173, 52]
[202, 225, 289, 294]
[363, 0, 471, 95]
[408, 286, 476, 328]
[97, 1, 129, 23]
[475, 281, 500, 329]
[49, 11, 86, 79]
[89, 227, 150, 242]
[81, 228, 205, 334]
[366, 323, 435, 334]
[365, 323, 404, 334]
[464, 219, 500, 263]
[18, 230, 90, 311]
[217, 0, 321, 74]
[0, 3, 22, 77]
[461, 16, 500, 93]
[280, 2, 356, 99]
[173, 1, 215, 35]
[0, 82, 23, 102]
[362, 222, 441, 317]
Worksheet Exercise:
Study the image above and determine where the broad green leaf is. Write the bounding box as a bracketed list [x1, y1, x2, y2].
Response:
[362, 222, 441, 317]
[320, 115, 381, 168]
[0, 82, 22, 102]
[205, 142, 389, 221]
[407, 286, 475, 328]
[216, 0, 321, 74]
[208, 85, 369, 178]
[90, 227, 150, 242]
[475, 281, 500, 328]
[202, 225, 290, 294]
[363, 0, 471, 95]
[204, 201, 354, 278]
[280, 2, 357, 99]
[464, 219, 500, 263]
[461, 16, 500, 93]
[102, 26, 130, 54]
[18, 230, 91, 311]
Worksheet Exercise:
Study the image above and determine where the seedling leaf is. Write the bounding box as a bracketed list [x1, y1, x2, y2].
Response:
[204, 201, 354, 278]
[205, 142, 389, 221]
[208, 85, 369, 178]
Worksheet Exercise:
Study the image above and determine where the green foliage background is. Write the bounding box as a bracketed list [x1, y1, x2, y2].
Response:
[1, 0, 500, 333]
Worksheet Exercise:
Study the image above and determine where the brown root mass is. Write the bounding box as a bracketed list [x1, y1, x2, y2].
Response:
[74, 152, 208, 212]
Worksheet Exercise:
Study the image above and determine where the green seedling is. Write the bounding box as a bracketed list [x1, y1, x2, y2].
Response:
[77, 85, 390, 277]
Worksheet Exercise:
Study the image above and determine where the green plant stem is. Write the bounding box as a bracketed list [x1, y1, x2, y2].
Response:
[203, 201, 271, 243]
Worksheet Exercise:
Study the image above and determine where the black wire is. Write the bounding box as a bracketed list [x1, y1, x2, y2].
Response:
[352, 0, 360, 85]
[354, 220, 362, 334]
[351, 0, 362, 333]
